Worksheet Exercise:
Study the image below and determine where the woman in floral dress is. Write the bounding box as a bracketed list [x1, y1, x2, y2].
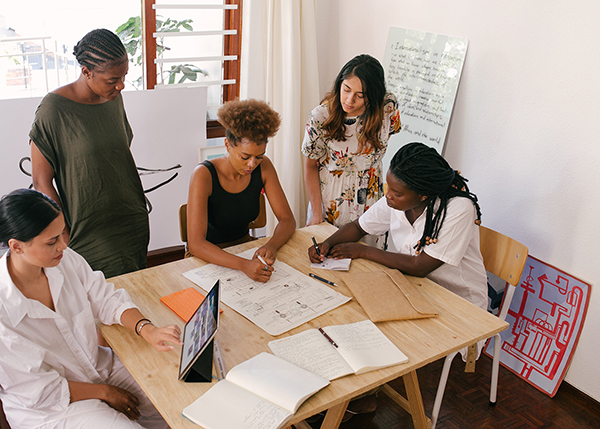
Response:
[302, 54, 401, 231]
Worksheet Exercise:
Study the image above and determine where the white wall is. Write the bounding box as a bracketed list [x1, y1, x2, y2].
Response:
[314, 0, 600, 400]
[0, 87, 207, 252]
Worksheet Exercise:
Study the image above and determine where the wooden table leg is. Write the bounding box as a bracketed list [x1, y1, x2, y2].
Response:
[291, 421, 313, 429]
[320, 399, 350, 429]
[403, 371, 428, 429]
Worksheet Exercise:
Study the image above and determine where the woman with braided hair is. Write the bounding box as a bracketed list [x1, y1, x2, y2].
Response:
[29, 29, 149, 278]
[309, 142, 488, 310]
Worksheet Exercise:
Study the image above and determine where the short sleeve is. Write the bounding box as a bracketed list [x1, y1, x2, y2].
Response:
[423, 198, 478, 266]
[29, 95, 59, 173]
[358, 198, 392, 236]
[301, 105, 329, 160]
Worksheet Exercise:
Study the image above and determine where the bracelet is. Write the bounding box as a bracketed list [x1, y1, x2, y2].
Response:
[137, 320, 153, 337]
[135, 318, 151, 336]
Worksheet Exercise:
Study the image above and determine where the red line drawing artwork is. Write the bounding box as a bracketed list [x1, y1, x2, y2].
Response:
[484, 255, 591, 397]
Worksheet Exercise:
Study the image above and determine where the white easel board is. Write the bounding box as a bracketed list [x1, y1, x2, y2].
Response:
[382, 27, 468, 171]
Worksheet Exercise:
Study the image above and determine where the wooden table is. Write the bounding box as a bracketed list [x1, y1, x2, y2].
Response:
[101, 224, 508, 429]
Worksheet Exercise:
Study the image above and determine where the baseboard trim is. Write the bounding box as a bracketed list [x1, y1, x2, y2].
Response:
[146, 245, 185, 268]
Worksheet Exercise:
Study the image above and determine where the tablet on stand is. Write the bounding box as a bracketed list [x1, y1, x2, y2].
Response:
[178, 280, 220, 383]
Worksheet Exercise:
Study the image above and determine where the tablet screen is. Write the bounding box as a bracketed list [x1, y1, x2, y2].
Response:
[178, 281, 220, 380]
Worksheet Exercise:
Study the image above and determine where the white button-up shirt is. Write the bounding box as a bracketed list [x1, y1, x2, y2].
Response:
[359, 196, 488, 310]
[0, 247, 137, 428]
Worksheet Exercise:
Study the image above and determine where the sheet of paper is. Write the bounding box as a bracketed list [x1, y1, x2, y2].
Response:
[182, 380, 291, 429]
[183, 248, 351, 336]
[227, 353, 329, 414]
[268, 329, 354, 381]
[324, 320, 408, 374]
[310, 257, 351, 271]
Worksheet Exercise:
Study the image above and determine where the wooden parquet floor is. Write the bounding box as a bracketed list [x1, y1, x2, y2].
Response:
[307, 354, 600, 429]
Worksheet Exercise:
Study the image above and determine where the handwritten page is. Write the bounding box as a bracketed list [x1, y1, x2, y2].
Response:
[183, 249, 351, 336]
[268, 320, 408, 380]
[268, 329, 354, 380]
[182, 353, 329, 429]
[381, 27, 468, 170]
[310, 257, 351, 271]
[324, 320, 408, 374]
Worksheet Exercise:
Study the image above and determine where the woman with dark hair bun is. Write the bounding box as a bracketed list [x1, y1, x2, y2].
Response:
[309, 142, 487, 310]
[0, 189, 180, 429]
[29, 28, 149, 278]
[302, 54, 401, 232]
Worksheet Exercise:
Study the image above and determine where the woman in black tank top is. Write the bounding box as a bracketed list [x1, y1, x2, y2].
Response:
[186, 99, 296, 282]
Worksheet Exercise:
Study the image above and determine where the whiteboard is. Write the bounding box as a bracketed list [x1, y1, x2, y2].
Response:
[0, 87, 207, 251]
[382, 27, 468, 171]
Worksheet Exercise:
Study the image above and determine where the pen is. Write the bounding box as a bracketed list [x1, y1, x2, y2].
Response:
[256, 254, 273, 271]
[318, 327, 338, 348]
[309, 272, 338, 287]
[213, 340, 227, 379]
[311, 236, 321, 256]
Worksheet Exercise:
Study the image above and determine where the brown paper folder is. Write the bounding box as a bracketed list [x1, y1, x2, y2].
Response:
[342, 269, 438, 322]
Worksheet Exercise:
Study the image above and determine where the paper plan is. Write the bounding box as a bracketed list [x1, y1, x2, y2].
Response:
[183, 249, 351, 336]
[310, 257, 351, 271]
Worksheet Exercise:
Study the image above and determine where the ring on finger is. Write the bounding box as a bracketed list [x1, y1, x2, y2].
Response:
[264, 265, 269, 271]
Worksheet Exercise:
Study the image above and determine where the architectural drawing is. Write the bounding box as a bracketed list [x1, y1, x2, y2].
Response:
[484, 255, 590, 396]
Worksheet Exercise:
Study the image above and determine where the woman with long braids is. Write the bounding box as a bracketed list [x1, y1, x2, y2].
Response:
[29, 29, 149, 278]
[302, 54, 401, 233]
[309, 142, 488, 310]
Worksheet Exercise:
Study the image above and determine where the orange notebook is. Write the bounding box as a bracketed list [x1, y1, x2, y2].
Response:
[160, 287, 221, 322]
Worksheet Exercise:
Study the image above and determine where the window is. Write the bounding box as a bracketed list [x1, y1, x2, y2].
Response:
[141, 0, 242, 137]
[0, 0, 141, 99]
[0, 0, 242, 137]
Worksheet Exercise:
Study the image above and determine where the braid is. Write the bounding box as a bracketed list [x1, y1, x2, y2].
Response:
[73, 29, 127, 71]
[389, 142, 482, 253]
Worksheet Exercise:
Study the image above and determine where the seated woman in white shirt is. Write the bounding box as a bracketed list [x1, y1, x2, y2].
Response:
[0, 189, 182, 429]
[308, 142, 488, 310]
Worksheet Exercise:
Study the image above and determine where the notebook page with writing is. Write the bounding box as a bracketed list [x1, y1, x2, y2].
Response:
[268, 329, 354, 380]
[324, 320, 408, 374]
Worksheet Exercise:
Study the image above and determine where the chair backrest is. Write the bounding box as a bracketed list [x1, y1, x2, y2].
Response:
[178, 193, 267, 243]
[179, 203, 188, 242]
[249, 193, 267, 229]
[479, 226, 528, 286]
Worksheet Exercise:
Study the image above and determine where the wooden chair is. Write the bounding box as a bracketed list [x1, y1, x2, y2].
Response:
[426, 226, 528, 428]
[179, 193, 267, 243]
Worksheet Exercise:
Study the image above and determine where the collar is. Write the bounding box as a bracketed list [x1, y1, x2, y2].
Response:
[0, 251, 64, 327]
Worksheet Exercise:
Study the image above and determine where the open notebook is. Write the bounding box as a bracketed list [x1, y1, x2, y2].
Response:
[182, 353, 329, 429]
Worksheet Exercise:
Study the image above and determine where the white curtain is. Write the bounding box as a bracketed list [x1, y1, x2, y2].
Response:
[240, 0, 320, 232]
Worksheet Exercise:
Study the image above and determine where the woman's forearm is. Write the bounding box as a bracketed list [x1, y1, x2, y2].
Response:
[68, 380, 108, 403]
[264, 216, 296, 252]
[304, 158, 323, 223]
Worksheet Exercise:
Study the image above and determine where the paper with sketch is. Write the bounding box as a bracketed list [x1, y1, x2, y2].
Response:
[268, 320, 408, 380]
[182, 352, 329, 429]
[183, 248, 351, 336]
[310, 257, 351, 271]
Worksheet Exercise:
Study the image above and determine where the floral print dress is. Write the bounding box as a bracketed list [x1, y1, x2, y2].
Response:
[302, 92, 401, 228]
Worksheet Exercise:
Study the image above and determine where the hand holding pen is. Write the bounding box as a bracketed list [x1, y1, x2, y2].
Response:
[309, 236, 329, 263]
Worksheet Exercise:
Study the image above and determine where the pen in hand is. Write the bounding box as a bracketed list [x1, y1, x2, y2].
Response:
[256, 254, 273, 272]
[318, 327, 338, 348]
[311, 236, 321, 256]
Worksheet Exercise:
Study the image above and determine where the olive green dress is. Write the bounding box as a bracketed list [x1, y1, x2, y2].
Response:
[29, 93, 149, 278]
